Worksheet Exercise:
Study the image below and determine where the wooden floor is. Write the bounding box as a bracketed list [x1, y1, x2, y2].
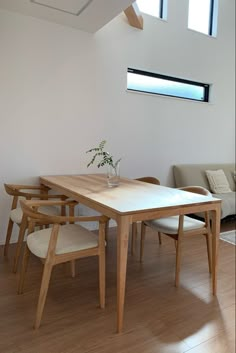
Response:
[0, 220, 235, 353]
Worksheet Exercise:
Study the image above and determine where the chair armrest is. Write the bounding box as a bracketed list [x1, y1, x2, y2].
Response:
[5, 184, 47, 190]
[4, 184, 48, 195]
[21, 200, 76, 207]
[20, 200, 109, 225]
[4, 184, 67, 200]
[178, 186, 212, 196]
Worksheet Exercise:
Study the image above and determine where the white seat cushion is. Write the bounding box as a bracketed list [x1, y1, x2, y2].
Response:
[10, 205, 60, 225]
[145, 216, 205, 235]
[10, 208, 24, 224]
[27, 224, 99, 258]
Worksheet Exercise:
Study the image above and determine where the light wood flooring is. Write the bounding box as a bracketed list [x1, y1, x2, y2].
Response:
[0, 220, 235, 353]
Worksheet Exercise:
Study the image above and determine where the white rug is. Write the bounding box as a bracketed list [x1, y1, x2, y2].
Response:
[220, 230, 236, 245]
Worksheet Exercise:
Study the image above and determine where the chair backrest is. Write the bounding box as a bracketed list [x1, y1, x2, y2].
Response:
[4, 184, 50, 211]
[178, 186, 211, 196]
[179, 186, 212, 226]
[136, 176, 160, 185]
[20, 200, 77, 226]
[20, 199, 108, 227]
[4, 184, 48, 198]
[4, 184, 67, 210]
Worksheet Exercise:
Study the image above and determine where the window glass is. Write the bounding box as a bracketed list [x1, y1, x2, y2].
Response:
[188, 0, 217, 36]
[136, 0, 162, 18]
[127, 68, 210, 102]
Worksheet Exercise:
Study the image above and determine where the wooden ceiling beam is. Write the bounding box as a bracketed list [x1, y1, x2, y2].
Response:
[124, 2, 143, 30]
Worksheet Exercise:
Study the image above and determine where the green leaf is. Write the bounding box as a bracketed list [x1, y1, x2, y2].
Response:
[86, 140, 121, 170]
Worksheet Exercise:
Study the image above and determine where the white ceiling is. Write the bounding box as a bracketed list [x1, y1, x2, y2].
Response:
[0, 0, 135, 32]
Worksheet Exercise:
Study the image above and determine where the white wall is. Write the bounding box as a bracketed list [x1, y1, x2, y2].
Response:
[0, 0, 235, 243]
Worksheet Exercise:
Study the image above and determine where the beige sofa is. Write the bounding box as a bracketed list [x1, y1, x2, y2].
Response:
[173, 163, 235, 219]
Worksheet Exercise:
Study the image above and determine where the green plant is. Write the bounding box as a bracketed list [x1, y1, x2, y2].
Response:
[86, 140, 121, 169]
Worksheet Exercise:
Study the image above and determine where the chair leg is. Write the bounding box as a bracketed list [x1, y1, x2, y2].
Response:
[174, 240, 177, 250]
[98, 254, 105, 309]
[18, 244, 31, 294]
[13, 217, 28, 273]
[175, 215, 184, 287]
[131, 222, 137, 255]
[64, 262, 76, 277]
[205, 233, 212, 274]
[105, 220, 109, 244]
[140, 222, 146, 262]
[4, 219, 14, 257]
[70, 260, 76, 278]
[34, 261, 54, 329]
[98, 223, 106, 309]
[175, 239, 182, 287]
[158, 232, 162, 245]
[34, 224, 59, 329]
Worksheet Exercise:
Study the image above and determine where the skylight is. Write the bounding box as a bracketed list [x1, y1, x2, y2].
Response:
[136, 0, 163, 18]
[188, 0, 218, 36]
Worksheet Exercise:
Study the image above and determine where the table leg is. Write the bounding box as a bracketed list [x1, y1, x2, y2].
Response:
[211, 204, 221, 295]
[116, 215, 131, 333]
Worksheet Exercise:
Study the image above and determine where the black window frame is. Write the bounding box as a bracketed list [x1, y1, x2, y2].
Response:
[127, 68, 210, 103]
[159, 0, 164, 18]
[209, 0, 215, 36]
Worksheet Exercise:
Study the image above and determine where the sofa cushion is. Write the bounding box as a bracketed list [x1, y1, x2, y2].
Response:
[173, 163, 235, 192]
[233, 171, 236, 182]
[173, 163, 235, 219]
[213, 192, 236, 219]
[205, 169, 231, 193]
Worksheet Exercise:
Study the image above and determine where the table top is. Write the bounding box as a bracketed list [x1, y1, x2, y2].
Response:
[40, 174, 220, 215]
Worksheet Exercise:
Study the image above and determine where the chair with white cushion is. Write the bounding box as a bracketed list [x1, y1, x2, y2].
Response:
[140, 186, 212, 287]
[4, 184, 67, 273]
[18, 199, 108, 329]
[131, 177, 160, 255]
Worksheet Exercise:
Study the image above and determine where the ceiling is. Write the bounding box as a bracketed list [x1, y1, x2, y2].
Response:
[0, 0, 135, 32]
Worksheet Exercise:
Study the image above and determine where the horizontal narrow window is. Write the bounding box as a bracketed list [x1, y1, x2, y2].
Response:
[127, 68, 210, 102]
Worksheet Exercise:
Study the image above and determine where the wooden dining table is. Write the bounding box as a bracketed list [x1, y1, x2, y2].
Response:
[40, 173, 221, 333]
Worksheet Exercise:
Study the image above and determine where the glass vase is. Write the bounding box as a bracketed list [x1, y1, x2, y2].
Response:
[107, 162, 120, 187]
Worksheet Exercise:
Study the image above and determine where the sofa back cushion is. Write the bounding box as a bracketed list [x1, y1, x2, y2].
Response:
[205, 169, 232, 193]
[173, 163, 235, 192]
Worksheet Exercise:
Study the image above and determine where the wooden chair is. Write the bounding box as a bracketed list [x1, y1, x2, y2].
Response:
[3, 184, 67, 273]
[18, 199, 108, 329]
[131, 177, 160, 255]
[140, 186, 212, 287]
